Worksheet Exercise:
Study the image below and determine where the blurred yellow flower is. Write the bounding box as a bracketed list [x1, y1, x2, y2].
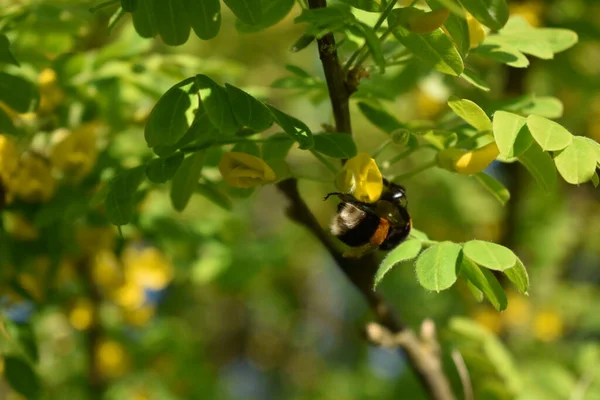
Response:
[10, 153, 56, 203]
[510, 2, 543, 27]
[96, 339, 130, 379]
[69, 298, 94, 331]
[416, 90, 445, 119]
[466, 14, 487, 49]
[472, 307, 503, 334]
[123, 306, 155, 327]
[37, 68, 64, 115]
[50, 122, 99, 180]
[533, 310, 564, 342]
[502, 292, 532, 328]
[437, 142, 499, 174]
[122, 246, 174, 290]
[92, 250, 122, 289]
[218, 152, 276, 188]
[0, 135, 19, 185]
[77, 225, 116, 255]
[4, 213, 39, 241]
[113, 281, 145, 311]
[336, 152, 383, 203]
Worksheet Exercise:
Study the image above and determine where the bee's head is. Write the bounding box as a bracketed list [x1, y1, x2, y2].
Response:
[382, 181, 408, 208]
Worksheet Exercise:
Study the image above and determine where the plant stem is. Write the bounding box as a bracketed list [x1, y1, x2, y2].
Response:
[391, 160, 436, 181]
[89, 0, 119, 13]
[310, 150, 339, 174]
[181, 136, 290, 153]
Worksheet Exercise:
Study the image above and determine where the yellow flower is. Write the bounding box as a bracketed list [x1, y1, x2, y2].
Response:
[123, 306, 155, 327]
[113, 281, 145, 311]
[0, 135, 19, 185]
[502, 292, 532, 329]
[69, 298, 95, 331]
[466, 13, 487, 50]
[336, 152, 383, 203]
[472, 307, 503, 334]
[9, 153, 56, 203]
[122, 246, 173, 290]
[92, 250, 122, 289]
[218, 152, 276, 188]
[533, 309, 564, 342]
[510, 2, 543, 27]
[37, 68, 64, 115]
[50, 122, 99, 180]
[96, 339, 130, 379]
[4, 213, 39, 241]
[437, 142, 499, 174]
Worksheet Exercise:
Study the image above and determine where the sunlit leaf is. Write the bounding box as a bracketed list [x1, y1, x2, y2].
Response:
[196, 74, 239, 135]
[526, 115, 572, 152]
[554, 136, 598, 185]
[460, 69, 491, 92]
[460, 257, 507, 311]
[374, 239, 422, 290]
[448, 96, 492, 132]
[493, 111, 534, 158]
[474, 39, 529, 68]
[504, 257, 528, 294]
[463, 240, 517, 271]
[474, 172, 510, 205]
[416, 241, 461, 292]
[518, 142, 557, 193]
[459, 0, 509, 30]
[267, 105, 314, 149]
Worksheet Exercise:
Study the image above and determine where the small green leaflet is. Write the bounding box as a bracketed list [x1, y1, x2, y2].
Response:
[443, 12, 470, 56]
[374, 239, 422, 290]
[144, 86, 191, 147]
[196, 181, 233, 210]
[474, 39, 529, 68]
[463, 240, 517, 271]
[357, 102, 404, 134]
[267, 105, 314, 149]
[225, 84, 273, 132]
[186, 0, 221, 40]
[459, 0, 509, 31]
[518, 141, 557, 193]
[152, 0, 191, 46]
[348, 22, 385, 74]
[474, 172, 510, 205]
[290, 34, 315, 52]
[105, 166, 146, 226]
[312, 133, 357, 159]
[146, 152, 185, 183]
[0, 106, 17, 135]
[493, 111, 534, 158]
[132, 0, 157, 37]
[504, 257, 529, 294]
[235, 0, 294, 33]
[416, 241, 462, 292]
[448, 97, 492, 132]
[554, 136, 598, 185]
[121, 0, 137, 12]
[196, 75, 239, 135]
[339, 0, 383, 12]
[0, 34, 19, 66]
[459, 257, 507, 311]
[526, 115, 572, 152]
[224, 0, 263, 25]
[4, 356, 41, 399]
[460, 69, 491, 92]
[388, 11, 464, 76]
[170, 151, 205, 212]
[0, 73, 39, 113]
[581, 137, 600, 168]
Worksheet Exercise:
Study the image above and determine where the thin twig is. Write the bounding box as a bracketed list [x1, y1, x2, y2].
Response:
[451, 349, 474, 400]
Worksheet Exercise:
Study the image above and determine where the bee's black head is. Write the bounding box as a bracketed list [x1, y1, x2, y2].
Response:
[381, 180, 408, 207]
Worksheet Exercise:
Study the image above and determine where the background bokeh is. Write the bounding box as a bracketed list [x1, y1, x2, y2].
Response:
[0, 0, 599, 399]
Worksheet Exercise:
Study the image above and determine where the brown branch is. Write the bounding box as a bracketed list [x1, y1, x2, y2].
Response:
[276, 1, 456, 399]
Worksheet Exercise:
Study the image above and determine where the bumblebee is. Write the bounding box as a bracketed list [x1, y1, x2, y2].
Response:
[325, 180, 411, 257]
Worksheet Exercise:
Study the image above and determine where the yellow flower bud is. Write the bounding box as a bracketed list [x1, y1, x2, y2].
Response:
[113, 281, 145, 311]
[123, 306, 155, 327]
[467, 13, 487, 49]
[509, 2, 543, 28]
[37, 68, 64, 115]
[92, 250, 122, 289]
[533, 309, 564, 342]
[472, 307, 503, 334]
[10, 153, 56, 203]
[69, 298, 95, 331]
[122, 245, 173, 290]
[437, 142, 499, 174]
[218, 152, 276, 188]
[408, 8, 450, 35]
[96, 339, 130, 379]
[336, 152, 383, 203]
[50, 122, 99, 180]
[0, 134, 19, 184]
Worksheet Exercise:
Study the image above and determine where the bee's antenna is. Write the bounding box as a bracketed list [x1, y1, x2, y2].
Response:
[323, 192, 344, 201]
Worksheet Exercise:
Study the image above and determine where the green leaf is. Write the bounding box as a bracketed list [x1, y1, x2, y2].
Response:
[196, 75, 239, 136]
[474, 39, 529, 68]
[526, 115, 572, 152]
[463, 240, 517, 271]
[474, 172, 510, 205]
[185, 0, 221, 40]
[132, 0, 157, 37]
[196, 181, 232, 210]
[388, 11, 464, 76]
[357, 102, 404, 134]
[581, 137, 600, 166]
[0, 106, 17, 135]
[521, 97, 564, 119]
[496, 17, 578, 56]
[349, 22, 385, 73]
[465, 279, 484, 302]
[493, 111, 534, 158]
[170, 151, 205, 212]
[152, 0, 191, 46]
[339, 0, 383, 12]
[146, 152, 185, 183]
[262, 133, 294, 160]
[592, 172, 599, 188]
[144, 86, 191, 147]
[415, 241, 462, 292]
[225, 84, 273, 132]
[460, 257, 507, 311]
[267, 105, 314, 149]
[236, 0, 294, 32]
[224, 0, 263, 25]
[4, 356, 41, 399]
[295, 6, 355, 38]
[312, 133, 357, 159]
[518, 142, 557, 193]
[554, 136, 598, 185]
[0, 34, 19, 66]
[458, 0, 509, 30]
[290, 34, 316, 52]
[105, 166, 146, 226]
[0, 73, 39, 113]
[232, 140, 260, 157]
[460, 69, 491, 92]
[448, 97, 492, 132]
[374, 239, 422, 289]
[443, 12, 470, 56]
[5, 323, 39, 363]
[121, 0, 137, 12]
[504, 257, 528, 294]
